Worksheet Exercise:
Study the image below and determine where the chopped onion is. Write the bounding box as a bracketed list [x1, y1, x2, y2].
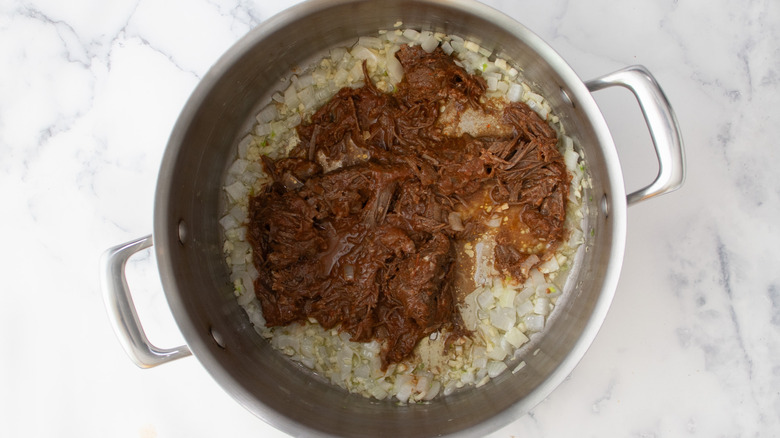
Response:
[224, 181, 248, 203]
[284, 112, 302, 129]
[477, 288, 495, 310]
[441, 41, 454, 55]
[524, 314, 545, 332]
[504, 327, 529, 348]
[237, 274, 255, 305]
[528, 268, 546, 287]
[533, 297, 551, 316]
[464, 40, 480, 52]
[358, 36, 383, 49]
[536, 283, 561, 299]
[229, 205, 248, 223]
[329, 46, 347, 62]
[486, 343, 507, 361]
[256, 104, 278, 123]
[420, 32, 439, 53]
[486, 215, 502, 228]
[254, 123, 272, 137]
[219, 214, 239, 231]
[402, 28, 420, 41]
[423, 380, 441, 400]
[350, 44, 378, 64]
[394, 375, 414, 403]
[538, 256, 560, 274]
[227, 158, 249, 177]
[284, 83, 299, 107]
[507, 83, 523, 102]
[519, 254, 540, 278]
[487, 360, 508, 378]
[515, 300, 533, 317]
[526, 99, 548, 120]
[448, 211, 465, 231]
[489, 307, 516, 332]
[386, 48, 404, 84]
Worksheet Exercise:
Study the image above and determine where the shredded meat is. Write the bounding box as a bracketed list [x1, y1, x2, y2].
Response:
[247, 45, 570, 369]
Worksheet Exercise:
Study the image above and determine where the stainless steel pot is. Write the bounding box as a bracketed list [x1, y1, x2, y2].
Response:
[101, 0, 685, 436]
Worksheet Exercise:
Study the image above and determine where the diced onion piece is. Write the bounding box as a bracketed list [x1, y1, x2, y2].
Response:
[228, 205, 248, 223]
[507, 83, 523, 102]
[330, 46, 347, 62]
[472, 345, 488, 369]
[524, 314, 545, 332]
[284, 83, 299, 107]
[477, 288, 495, 310]
[254, 123, 272, 137]
[487, 343, 508, 361]
[505, 327, 529, 348]
[256, 104, 278, 123]
[423, 380, 441, 400]
[351, 44, 378, 63]
[225, 181, 248, 203]
[464, 40, 480, 52]
[441, 41, 454, 55]
[402, 28, 420, 41]
[448, 211, 465, 231]
[487, 360, 508, 378]
[536, 283, 561, 298]
[486, 215, 502, 228]
[528, 268, 545, 288]
[298, 87, 317, 111]
[358, 36, 383, 49]
[348, 62, 364, 82]
[519, 254, 539, 278]
[285, 112, 302, 129]
[420, 32, 439, 53]
[526, 99, 548, 120]
[515, 300, 533, 318]
[386, 47, 404, 85]
[294, 74, 315, 90]
[237, 135, 253, 158]
[494, 285, 517, 308]
[219, 214, 239, 231]
[538, 256, 560, 274]
[237, 274, 255, 305]
[489, 307, 516, 332]
[533, 297, 551, 316]
[394, 375, 414, 403]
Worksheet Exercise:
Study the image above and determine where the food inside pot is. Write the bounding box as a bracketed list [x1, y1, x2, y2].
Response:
[220, 26, 589, 402]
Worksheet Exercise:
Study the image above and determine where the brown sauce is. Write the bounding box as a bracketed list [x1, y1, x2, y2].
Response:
[247, 45, 570, 369]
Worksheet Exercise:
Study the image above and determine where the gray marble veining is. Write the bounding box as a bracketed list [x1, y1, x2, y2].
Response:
[1, 0, 778, 436]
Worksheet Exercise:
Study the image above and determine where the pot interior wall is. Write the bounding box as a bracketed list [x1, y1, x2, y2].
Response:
[154, 1, 625, 437]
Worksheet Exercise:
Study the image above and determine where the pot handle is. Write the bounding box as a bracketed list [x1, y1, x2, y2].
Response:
[100, 235, 192, 368]
[585, 65, 685, 205]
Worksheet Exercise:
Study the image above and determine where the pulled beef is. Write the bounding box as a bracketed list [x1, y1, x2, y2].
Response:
[247, 45, 570, 369]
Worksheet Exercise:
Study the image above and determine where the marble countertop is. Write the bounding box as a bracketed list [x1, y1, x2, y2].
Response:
[2, 0, 778, 436]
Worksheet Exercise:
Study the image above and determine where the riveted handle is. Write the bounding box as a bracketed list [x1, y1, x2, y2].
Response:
[586, 65, 686, 205]
[101, 235, 191, 368]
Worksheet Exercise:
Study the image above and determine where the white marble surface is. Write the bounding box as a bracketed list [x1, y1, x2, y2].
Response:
[1, 0, 778, 436]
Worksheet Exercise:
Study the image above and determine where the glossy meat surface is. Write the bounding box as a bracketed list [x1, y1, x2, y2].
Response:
[247, 45, 569, 368]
